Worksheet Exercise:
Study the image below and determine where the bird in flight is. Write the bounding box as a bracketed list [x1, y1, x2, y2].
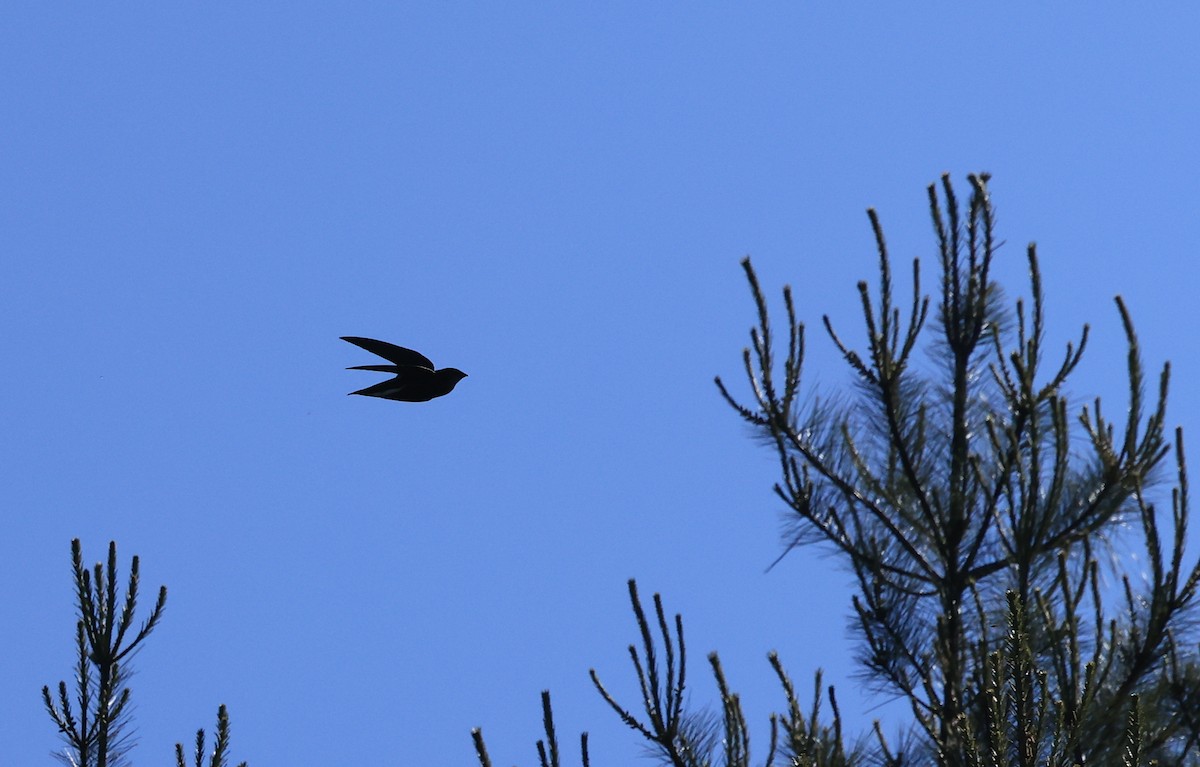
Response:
[341, 336, 467, 402]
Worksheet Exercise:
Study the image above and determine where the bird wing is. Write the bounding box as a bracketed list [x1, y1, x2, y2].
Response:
[341, 337, 435, 370]
[348, 367, 438, 401]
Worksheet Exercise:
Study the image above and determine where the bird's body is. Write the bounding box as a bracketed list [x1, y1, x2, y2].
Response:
[341, 336, 467, 402]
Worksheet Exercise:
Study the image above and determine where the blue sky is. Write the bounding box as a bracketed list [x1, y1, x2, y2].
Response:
[3, 5, 1199, 765]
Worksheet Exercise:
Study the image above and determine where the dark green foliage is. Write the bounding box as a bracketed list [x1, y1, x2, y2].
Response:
[42, 539, 249, 767]
[175, 704, 248, 767]
[715, 174, 1200, 765]
[472, 174, 1200, 765]
[473, 579, 861, 767]
[473, 691, 590, 767]
[42, 539, 167, 767]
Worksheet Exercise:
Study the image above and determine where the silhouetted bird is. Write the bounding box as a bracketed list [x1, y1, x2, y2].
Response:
[341, 336, 467, 402]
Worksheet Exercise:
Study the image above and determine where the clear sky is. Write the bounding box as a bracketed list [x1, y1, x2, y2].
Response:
[3, 5, 1199, 765]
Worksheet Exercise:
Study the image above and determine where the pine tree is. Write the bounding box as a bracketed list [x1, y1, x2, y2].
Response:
[42, 539, 167, 767]
[42, 539, 249, 767]
[473, 174, 1200, 766]
[714, 173, 1200, 765]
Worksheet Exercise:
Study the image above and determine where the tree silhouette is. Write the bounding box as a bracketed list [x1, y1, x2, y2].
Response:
[42, 539, 166, 767]
[42, 539, 249, 767]
[176, 705, 248, 767]
[715, 173, 1200, 765]
[474, 174, 1200, 766]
